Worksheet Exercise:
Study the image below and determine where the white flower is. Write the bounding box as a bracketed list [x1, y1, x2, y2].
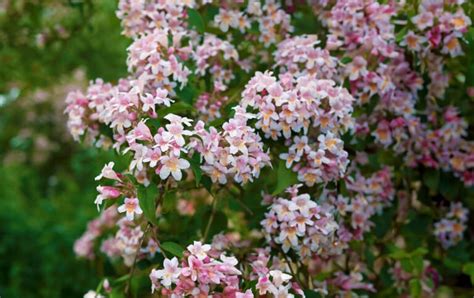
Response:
[95, 162, 121, 181]
[151, 257, 181, 288]
[186, 241, 211, 260]
[155, 88, 173, 107]
[214, 9, 238, 32]
[317, 132, 342, 154]
[159, 155, 190, 181]
[84, 290, 104, 298]
[117, 198, 143, 221]
[269, 270, 292, 287]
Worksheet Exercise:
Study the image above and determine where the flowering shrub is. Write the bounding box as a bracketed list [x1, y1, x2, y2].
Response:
[67, 0, 474, 297]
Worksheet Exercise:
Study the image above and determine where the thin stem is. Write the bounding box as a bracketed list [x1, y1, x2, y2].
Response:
[125, 223, 151, 297]
[276, 242, 306, 288]
[125, 183, 166, 296]
[202, 194, 217, 242]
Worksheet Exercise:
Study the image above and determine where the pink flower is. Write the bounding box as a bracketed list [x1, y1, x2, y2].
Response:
[159, 155, 190, 181]
[95, 162, 121, 181]
[214, 9, 238, 32]
[95, 186, 121, 210]
[117, 198, 143, 221]
[187, 241, 211, 260]
[150, 257, 181, 288]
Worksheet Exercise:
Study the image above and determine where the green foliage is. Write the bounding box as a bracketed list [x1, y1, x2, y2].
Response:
[272, 160, 298, 195]
[0, 149, 110, 297]
[160, 242, 185, 258]
[0, 1, 129, 296]
[0, 0, 128, 93]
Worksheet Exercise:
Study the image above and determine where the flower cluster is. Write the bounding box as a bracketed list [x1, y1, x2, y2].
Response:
[313, 0, 473, 185]
[63, 0, 473, 296]
[213, 1, 293, 47]
[247, 248, 303, 297]
[366, 106, 474, 186]
[66, 78, 196, 216]
[406, 0, 471, 58]
[274, 35, 339, 81]
[192, 106, 271, 185]
[241, 71, 354, 185]
[100, 219, 144, 266]
[330, 271, 375, 294]
[255, 270, 301, 297]
[194, 34, 240, 91]
[390, 260, 439, 296]
[116, 0, 191, 38]
[194, 92, 229, 122]
[434, 202, 469, 248]
[330, 167, 395, 240]
[261, 185, 339, 260]
[126, 29, 192, 91]
[74, 206, 118, 260]
[149, 241, 248, 297]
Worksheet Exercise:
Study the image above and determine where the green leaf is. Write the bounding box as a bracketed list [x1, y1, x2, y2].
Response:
[439, 172, 460, 200]
[396, 27, 408, 43]
[160, 242, 184, 258]
[175, 84, 197, 105]
[412, 255, 424, 275]
[114, 274, 130, 284]
[158, 102, 195, 118]
[201, 175, 213, 194]
[187, 8, 205, 34]
[138, 185, 159, 226]
[272, 160, 298, 195]
[208, 116, 226, 128]
[303, 289, 322, 298]
[188, 152, 202, 186]
[410, 247, 428, 256]
[401, 259, 414, 273]
[462, 263, 474, 285]
[423, 169, 439, 191]
[109, 287, 126, 298]
[340, 56, 353, 64]
[409, 279, 422, 298]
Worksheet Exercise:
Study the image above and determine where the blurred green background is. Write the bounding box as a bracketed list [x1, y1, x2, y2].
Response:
[0, 1, 128, 297]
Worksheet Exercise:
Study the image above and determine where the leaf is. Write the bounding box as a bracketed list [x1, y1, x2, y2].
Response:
[303, 289, 322, 298]
[423, 169, 439, 191]
[187, 8, 205, 34]
[188, 152, 202, 186]
[410, 247, 428, 256]
[401, 259, 414, 273]
[462, 263, 474, 285]
[439, 172, 460, 200]
[160, 242, 184, 258]
[340, 56, 353, 64]
[114, 274, 130, 284]
[272, 160, 298, 195]
[409, 279, 422, 298]
[109, 287, 126, 298]
[175, 84, 197, 105]
[412, 255, 424, 275]
[158, 102, 195, 118]
[201, 176, 213, 194]
[208, 117, 226, 128]
[138, 185, 159, 226]
[396, 27, 408, 43]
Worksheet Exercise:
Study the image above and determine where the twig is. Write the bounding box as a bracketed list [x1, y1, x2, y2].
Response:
[125, 223, 151, 297]
[276, 242, 306, 288]
[202, 194, 217, 242]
